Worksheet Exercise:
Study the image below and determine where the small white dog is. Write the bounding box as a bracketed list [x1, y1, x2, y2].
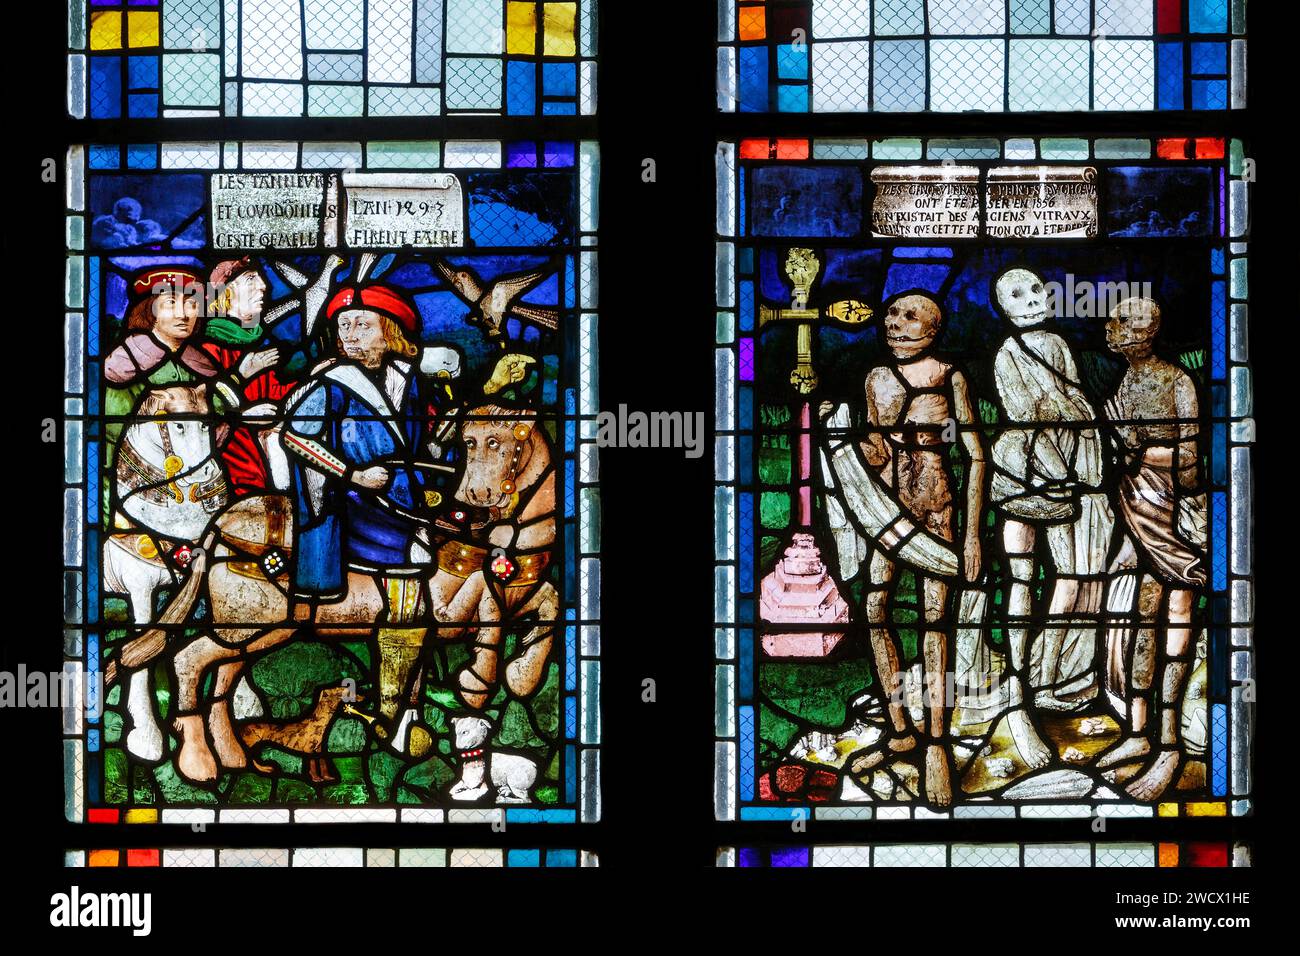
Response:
[448, 716, 538, 803]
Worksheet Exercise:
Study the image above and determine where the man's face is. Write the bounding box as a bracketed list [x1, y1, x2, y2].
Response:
[883, 294, 941, 359]
[337, 309, 388, 368]
[152, 288, 200, 342]
[227, 270, 267, 325]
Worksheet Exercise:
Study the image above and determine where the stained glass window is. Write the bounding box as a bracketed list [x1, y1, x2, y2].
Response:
[715, 135, 1252, 822]
[718, 0, 1245, 112]
[68, 0, 597, 118]
[64, 138, 601, 825]
[61, 0, 602, 874]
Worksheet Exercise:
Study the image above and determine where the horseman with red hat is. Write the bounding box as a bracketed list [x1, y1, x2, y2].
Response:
[281, 281, 463, 749]
[282, 280, 460, 597]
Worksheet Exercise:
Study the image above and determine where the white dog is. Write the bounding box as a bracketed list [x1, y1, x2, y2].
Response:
[448, 716, 538, 803]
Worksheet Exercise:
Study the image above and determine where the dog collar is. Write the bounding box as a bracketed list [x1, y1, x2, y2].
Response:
[460, 748, 484, 759]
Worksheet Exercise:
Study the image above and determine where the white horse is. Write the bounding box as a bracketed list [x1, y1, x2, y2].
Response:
[103, 385, 232, 761]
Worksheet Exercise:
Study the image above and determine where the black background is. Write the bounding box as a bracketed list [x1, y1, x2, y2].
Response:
[1, 0, 1281, 935]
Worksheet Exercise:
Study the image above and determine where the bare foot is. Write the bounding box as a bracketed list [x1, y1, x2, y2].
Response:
[1096, 735, 1151, 770]
[173, 714, 218, 783]
[925, 744, 953, 807]
[1007, 709, 1053, 769]
[1126, 751, 1181, 802]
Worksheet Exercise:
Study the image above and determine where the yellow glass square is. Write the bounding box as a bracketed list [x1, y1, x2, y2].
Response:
[507, 2, 537, 55]
[1156, 802, 1179, 817]
[89, 11, 122, 51]
[127, 10, 160, 48]
[1186, 802, 1227, 816]
[125, 808, 159, 823]
[542, 2, 577, 57]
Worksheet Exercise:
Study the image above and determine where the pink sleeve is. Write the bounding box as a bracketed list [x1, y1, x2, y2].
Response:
[103, 342, 141, 384]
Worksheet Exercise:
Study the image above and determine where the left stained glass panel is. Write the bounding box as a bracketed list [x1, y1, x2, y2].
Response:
[68, 0, 598, 118]
[63, 139, 601, 824]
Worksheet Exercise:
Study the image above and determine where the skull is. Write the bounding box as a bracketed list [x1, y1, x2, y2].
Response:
[1105, 296, 1162, 356]
[995, 268, 1050, 328]
[883, 294, 942, 360]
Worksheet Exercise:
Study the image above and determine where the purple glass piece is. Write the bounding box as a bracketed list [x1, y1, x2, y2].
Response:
[1219, 168, 1226, 237]
[506, 141, 537, 168]
[738, 337, 754, 382]
[543, 141, 576, 168]
[770, 846, 810, 867]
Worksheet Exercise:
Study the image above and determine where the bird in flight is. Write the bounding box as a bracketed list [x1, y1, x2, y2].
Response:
[433, 259, 561, 342]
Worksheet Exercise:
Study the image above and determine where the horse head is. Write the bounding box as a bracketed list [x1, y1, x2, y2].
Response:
[120, 385, 226, 540]
[455, 405, 550, 510]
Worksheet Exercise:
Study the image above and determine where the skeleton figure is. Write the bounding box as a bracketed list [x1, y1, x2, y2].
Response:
[1096, 297, 1206, 801]
[821, 294, 985, 807]
[989, 268, 1115, 768]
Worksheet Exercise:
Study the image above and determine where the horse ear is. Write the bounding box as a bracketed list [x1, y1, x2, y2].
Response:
[511, 421, 536, 474]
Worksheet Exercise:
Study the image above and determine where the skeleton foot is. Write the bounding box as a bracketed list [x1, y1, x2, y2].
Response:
[1096, 735, 1151, 770]
[1125, 751, 1181, 802]
[850, 732, 917, 774]
[925, 744, 954, 808]
[1007, 709, 1053, 769]
[1102, 762, 1144, 786]
[124, 670, 164, 762]
[1033, 691, 1078, 713]
[173, 714, 218, 783]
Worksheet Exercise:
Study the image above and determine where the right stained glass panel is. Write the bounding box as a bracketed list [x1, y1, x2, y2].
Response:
[714, 134, 1253, 822]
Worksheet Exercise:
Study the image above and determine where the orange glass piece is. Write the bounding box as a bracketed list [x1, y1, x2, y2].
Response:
[739, 5, 767, 41]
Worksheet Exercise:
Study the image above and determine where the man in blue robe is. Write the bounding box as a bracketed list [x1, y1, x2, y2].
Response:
[282, 282, 460, 753]
[283, 282, 459, 599]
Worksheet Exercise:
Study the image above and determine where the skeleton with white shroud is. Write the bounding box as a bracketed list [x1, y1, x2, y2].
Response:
[989, 268, 1115, 770]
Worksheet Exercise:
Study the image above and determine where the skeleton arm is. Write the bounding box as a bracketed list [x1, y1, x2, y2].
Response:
[1174, 373, 1201, 491]
[952, 369, 985, 582]
[859, 371, 891, 468]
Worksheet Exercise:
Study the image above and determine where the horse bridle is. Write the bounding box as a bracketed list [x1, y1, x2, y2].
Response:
[118, 417, 226, 508]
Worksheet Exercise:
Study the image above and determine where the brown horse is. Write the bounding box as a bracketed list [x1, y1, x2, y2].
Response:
[106, 404, 558, 784]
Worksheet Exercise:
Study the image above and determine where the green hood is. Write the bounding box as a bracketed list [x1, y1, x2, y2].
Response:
[205, 317, 264, 346]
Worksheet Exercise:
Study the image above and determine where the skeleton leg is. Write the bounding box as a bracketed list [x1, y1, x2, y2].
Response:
[1003, 519, 1053, 769]
[866, 551, 909, 738]
[1126, 587, 1195, 800]
[1099, 570, 1161, 771]
[921, 574, 954, 807]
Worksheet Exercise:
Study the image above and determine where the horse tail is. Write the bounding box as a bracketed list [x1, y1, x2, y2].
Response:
[104, 530, 215, 687]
